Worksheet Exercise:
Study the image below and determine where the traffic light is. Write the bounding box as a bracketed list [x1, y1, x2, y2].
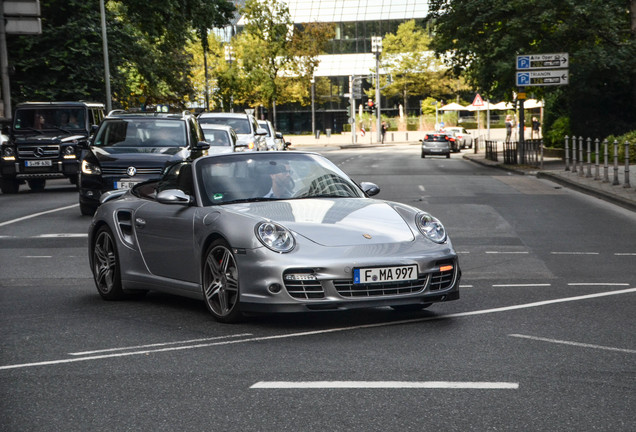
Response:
[367, 100, 374, 108]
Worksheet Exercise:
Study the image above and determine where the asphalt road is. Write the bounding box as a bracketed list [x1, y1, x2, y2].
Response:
[1, 145, 635, 431]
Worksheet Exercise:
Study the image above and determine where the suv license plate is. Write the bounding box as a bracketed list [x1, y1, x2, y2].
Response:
[25, 160, 52, 167]
[354, 265, 418, 284]
[115, 180, 139, 190]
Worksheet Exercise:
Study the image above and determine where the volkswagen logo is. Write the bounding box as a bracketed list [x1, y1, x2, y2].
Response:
[127, 166, 137, 177]
[35, 147, 45, 157]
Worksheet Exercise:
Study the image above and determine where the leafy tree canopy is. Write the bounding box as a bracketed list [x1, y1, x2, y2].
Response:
[428, 0, 636, 138]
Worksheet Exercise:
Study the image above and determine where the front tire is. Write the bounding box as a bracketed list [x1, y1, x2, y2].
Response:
[202, 239, 242, 323]
[0, 177, 19, 194]
[28, 179, 46, 192]
[92, 226, 126, 300]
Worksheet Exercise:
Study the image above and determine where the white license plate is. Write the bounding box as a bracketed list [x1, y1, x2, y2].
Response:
[354, 265, 418, 284]
[25, 160, 52, 167]
[430, 149, 443, 152]
[115, 180, 139, 190]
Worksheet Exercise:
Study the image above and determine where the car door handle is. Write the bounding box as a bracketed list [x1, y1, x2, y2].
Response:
[135, 218, 146, 228]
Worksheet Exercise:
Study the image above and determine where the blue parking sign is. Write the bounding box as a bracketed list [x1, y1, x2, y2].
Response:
[517, 56, 530, 69]
[516, 72, 530, 86]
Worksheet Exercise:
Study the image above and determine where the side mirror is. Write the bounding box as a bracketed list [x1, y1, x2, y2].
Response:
[156, 189, 193, 205]
[275, 132, 283, 139]
[255, 127, 268, 136]
[195, 141, 210, 150]
[360, 182, 380, 197]
[1, 125, 10, 135]
[90, 124, 99, 135]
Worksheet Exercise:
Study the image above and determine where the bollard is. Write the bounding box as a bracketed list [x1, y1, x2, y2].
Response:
[572, 136, 577, 173]
[391, 132, 394, 142]
[405, 132, 408, 141]
[594, 138, 600, 180]
[578, 136, 585, 177]
[540, 139, 544, 170]
[602, 139, 609, 183]
[624, 141, 631, 188]
[586, 137, 592, 178]
[613, 140, 620, 185]
[564, 136, 570, 171]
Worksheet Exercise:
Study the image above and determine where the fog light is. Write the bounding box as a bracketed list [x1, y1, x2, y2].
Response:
[268, 283, 282, 294]
[284, 273, 317, 281]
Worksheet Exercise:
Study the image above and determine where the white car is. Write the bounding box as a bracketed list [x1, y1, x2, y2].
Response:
[201, 124, 241, 154]
[257, 120, 285, 151]
[444, 127, 473, 149]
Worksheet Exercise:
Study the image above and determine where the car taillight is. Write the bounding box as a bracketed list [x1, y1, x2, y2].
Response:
[424, 135, 429, 140]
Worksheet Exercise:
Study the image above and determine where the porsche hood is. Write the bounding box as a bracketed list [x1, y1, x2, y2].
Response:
[227, 198, 416, 247]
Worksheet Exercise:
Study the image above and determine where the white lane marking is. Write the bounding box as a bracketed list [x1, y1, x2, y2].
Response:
[492, 284, 551, 287]
[485, 251, 529, 254]
[0, 204, 79, 227]
[551, 252, 599, 255]
[2, 287, 635, 371]
[459, 284, 473, 288]
[22, 256, 52, 258]
[614, 253, 636, 256]
[37, 233, 88, 238]
[250, 381, 519, 389]
[567, 283, 630, 286]
[69, 333, 253, 356]
[509, 334, 636, 354]
[418, 185, 426, 191]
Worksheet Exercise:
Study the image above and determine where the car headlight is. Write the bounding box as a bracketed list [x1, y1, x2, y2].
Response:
[2, 146, 15, 160]
[256, 221, 295, 253]
[416, 213, 447, 243]
[63, 146, 76, 159]
[81, 159, 101, 175]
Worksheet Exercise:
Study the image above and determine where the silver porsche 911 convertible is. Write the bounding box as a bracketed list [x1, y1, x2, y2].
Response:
[88, 151, 460, 323]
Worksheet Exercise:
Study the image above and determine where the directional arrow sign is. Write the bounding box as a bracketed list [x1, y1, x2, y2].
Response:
[516, 53, 569, 70]
[516, 70, 569, 86]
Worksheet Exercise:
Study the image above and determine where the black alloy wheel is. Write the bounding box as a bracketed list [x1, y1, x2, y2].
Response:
[202, 239, 242, 323]
[92, 226, 126, 300]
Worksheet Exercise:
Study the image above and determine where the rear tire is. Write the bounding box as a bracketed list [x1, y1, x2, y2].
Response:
[421, 152, 425, 158]
[446, 153, 450, 159]
[92, 226, 126, 300]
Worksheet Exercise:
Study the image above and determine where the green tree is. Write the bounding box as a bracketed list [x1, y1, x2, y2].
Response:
[7, 0, 234, 110]
[428, 0, 636, 139]
[381, 20, 454, 110]
[235, 0, 333, 121]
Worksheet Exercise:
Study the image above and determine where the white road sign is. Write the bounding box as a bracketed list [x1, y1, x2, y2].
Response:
[516, 70, 569, 86]
[516, 53, 569, 70]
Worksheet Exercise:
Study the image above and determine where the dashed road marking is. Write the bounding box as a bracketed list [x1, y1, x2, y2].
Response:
[509, 334, 636, 354]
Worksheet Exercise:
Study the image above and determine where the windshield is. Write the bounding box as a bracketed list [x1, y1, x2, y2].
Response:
[195, 153, 365, 206]
[202, 129, 231, 147]
[93, 119, 187, 147]
[199, 117, 250, 134]
[14, 108, 86, 131]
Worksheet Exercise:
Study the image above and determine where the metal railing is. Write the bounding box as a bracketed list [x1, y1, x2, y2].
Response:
[485, 139, 542, 165]
[564, 136, 632, 188]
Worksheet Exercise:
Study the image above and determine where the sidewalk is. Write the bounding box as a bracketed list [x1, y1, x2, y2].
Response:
[287, 132, 636, 212]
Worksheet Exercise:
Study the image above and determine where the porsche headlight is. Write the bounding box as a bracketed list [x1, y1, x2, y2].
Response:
[256, 221, 295, 253]
[416, 213, 447, 243]
[81, 159, 101, 175]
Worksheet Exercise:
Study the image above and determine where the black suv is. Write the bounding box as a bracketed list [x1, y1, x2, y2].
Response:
[1, 101, 105, 193]
[78, 110, 209, 215]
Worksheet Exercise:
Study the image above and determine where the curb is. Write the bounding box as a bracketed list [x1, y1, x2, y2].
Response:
[536, 172, 636, 212]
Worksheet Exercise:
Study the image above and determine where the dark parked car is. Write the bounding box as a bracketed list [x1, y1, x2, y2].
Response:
[0, 101, 104, 194]
[420, 132, 457, 158]
[198, 112, 268, 151]
[78, 110, 209, 215]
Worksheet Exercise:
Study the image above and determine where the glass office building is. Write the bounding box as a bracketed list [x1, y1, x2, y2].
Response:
[236, 0, 431, 133]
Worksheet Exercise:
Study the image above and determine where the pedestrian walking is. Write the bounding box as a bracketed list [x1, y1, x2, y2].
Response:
[505, 115, 514, 142]
[381, 121, 387, 144]
[531, 116, 540, 139]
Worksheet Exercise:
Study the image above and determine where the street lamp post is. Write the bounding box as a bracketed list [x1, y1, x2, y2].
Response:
[99, 0, 112, 112]
[310, 77, 315, 137]
[224, 45, 234, 112]
[371, 36, 382, 143]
